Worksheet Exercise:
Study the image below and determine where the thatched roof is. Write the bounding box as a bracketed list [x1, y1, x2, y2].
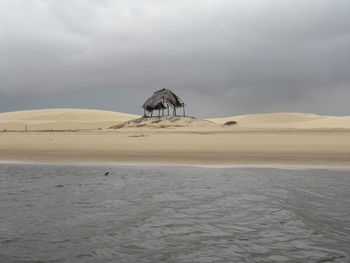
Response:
[142, 88, 184, 112]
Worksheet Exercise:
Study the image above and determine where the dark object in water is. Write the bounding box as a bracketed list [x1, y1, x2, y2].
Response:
[104, 172, 110, 176]
[224, 121, 237, 126]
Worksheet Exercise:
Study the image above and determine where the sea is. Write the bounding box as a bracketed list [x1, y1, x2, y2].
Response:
[0, 163, 349, 263]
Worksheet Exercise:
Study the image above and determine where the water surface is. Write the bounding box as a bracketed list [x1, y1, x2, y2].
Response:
[0, 164, 349, 262]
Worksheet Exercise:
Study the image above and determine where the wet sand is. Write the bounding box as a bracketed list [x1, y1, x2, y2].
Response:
[1, 130, 350, 166]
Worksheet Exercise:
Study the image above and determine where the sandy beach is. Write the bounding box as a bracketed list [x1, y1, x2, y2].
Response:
[0, 109, 349, 166]
[1, 130, 350, 167]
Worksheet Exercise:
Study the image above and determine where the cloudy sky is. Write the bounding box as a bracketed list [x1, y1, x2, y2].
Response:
[0, 0, 349, 117]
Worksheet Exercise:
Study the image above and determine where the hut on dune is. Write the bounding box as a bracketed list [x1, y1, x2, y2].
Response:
[142, 88, 186, 117]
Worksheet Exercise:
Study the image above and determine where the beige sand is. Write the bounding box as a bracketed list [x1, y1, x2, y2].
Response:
[0, 108, 139, 131]
[210, 112, 350, 130]
[0, 109, 350, 166]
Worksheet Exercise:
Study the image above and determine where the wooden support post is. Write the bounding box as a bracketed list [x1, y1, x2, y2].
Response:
[151, 111, 153, 117]
[167, 106, 169, 116]
[183, 106, 185, 117]
[158, 109, 160, 117]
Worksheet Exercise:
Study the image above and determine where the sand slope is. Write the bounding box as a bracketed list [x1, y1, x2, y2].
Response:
[0, 109, 139, 131]
[210, 113, 350, 129]
[111, 116, 218, 129]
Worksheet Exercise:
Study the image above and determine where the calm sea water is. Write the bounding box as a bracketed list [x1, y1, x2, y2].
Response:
[0, 164, 349, 263]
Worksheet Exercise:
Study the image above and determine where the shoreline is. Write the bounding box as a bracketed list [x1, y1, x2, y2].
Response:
[1, 159, 350, 171]
[1, 147, 350, 165]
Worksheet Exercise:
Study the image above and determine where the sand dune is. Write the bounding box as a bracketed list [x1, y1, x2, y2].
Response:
[1, 109, 349, 131]
[1, 109, 350, 131]
[0, 108, 139, 131]
[210, 113, 350, 129]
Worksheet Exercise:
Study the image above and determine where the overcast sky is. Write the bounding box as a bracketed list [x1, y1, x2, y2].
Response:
[0, 0, 349, 117]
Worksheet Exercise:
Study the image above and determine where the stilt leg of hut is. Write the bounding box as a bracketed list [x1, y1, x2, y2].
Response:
[167, 107, 169, 116]
[162, 108, 164, 116]
[151, 111, 153, 117]
[158, 109, 160, 117]
[174, 108, 176, 116]
[183, 106, 185, 117]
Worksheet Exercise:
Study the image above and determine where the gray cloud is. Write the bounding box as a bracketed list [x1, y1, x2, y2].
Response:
[0, 0, 349, 117]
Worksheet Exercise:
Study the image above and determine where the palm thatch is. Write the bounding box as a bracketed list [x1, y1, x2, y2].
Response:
[142, 88, 186, 117]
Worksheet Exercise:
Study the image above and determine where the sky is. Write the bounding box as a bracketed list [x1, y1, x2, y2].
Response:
[0, 0, 349, 117]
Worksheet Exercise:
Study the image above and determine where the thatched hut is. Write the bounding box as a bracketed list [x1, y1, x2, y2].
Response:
[142, 88, 185, 117]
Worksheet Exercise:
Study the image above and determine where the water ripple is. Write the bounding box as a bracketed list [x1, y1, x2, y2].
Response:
[0, 164, 349, 262]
